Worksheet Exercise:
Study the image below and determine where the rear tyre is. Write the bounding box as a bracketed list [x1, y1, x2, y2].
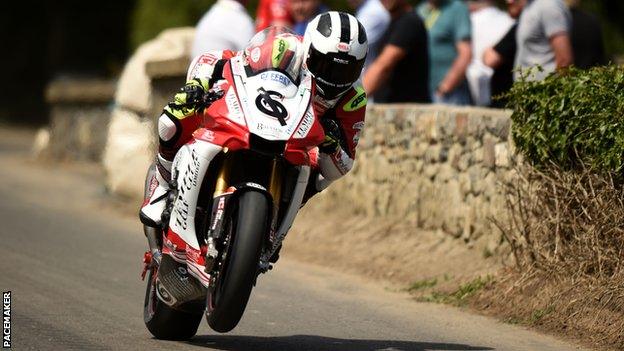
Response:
[143, 266, 203, 340]
[206, 190, 269, 333]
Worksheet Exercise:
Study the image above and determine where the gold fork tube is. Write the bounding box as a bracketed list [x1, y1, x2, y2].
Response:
[269, 158, 282, 229]
[213, 153, 232, 197]
[269, 159, 282, 204]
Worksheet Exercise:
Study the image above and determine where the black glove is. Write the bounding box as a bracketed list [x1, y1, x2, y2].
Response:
[319, 118, 342, 154]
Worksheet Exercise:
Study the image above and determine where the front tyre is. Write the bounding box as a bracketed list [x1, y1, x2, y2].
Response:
[206, 190, 269, 333]
[143, 266, 203, 340]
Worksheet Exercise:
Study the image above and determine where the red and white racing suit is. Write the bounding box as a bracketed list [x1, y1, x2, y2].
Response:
[141, 50, 367, 286]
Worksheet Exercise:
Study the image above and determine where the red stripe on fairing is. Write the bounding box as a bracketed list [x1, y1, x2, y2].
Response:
[165, 229, 188, 252]
[187, 263, 211, 284]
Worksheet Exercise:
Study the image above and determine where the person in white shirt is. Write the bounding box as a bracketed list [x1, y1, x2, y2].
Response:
[348, 0, 390, 70]
[191, 0, 255, 57]
[465, 0, 514, 106]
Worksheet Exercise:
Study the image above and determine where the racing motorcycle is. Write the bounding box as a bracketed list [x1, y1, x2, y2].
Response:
[140, 28, 324, 340]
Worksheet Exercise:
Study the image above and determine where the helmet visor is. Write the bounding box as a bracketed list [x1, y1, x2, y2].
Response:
[307, 44, 365, 98]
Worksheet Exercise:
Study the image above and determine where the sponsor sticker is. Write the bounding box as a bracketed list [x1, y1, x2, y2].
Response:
[3, 291, 10, 349]
[198, 53, 217, 65]
[352, 121, 365, 145]
[260, 72, 290, 86]
[344, 86, 367, 112]
[272, 38, 289, 68]
[251, 47, 261, 63]
[295, 108, 314, 138]
[336, 42, 351, 52]
[225, 89, 245, 124]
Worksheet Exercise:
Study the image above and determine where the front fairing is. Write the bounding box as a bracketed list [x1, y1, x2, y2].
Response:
[197, 56, 325, 165]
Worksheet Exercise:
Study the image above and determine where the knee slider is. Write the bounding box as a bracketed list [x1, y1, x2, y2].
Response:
[158, 114, 178, 142]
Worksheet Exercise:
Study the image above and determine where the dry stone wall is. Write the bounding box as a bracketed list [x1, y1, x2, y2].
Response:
[43, 78, 116, 161]
[320, 104, 514, 243]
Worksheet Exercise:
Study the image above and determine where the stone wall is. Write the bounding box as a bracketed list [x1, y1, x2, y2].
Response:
[319, 104, 514, 243]
[43, 78, 116, 161]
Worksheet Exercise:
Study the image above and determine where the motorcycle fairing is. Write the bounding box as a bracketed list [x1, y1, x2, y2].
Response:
[169, 140, 222, 251]
[195, 58, 325, 165]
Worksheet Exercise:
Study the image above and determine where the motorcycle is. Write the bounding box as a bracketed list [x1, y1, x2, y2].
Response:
[140, 29, 325, 340]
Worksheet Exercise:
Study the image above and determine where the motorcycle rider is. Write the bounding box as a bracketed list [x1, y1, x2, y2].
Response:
[140, 12, 368, 301]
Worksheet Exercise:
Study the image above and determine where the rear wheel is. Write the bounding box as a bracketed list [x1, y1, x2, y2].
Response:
[143, 265, 203, 340]
[206, 190, 269, 333]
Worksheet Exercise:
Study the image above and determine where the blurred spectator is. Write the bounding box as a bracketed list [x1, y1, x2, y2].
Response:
[483, 23, 517, 107]
[289, 0, 328, 35]
[347, 0, 391, 70]
[417, 0, 472, 105]
[465, 0, 514, 106]
[191, 0, 255, 57]
[565, 0, 607, 68]
[514, 0, 573, 81]
[255, 0, 294, 32]
[363, 0, 429, 102]
[480, 1, 529, 107]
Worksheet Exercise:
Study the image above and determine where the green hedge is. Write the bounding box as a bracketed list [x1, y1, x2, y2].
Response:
[507, 65, 624, 173]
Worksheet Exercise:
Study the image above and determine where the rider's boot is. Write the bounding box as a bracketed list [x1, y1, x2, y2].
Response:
[139, 155, 172, 228]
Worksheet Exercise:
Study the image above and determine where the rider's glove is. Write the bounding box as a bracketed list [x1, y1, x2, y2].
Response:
[318, 118, 342, 154]
[164, 78, 211, 119]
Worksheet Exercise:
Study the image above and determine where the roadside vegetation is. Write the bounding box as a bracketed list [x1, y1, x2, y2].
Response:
[473, 65, 624, 351]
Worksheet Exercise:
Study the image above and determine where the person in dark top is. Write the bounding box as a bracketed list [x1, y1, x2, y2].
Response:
[362, 0, 429, 103]
[567, 0, 607, 68]
[483, 24, 516, 108]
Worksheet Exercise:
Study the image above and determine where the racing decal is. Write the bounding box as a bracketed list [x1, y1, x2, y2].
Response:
[251, 47, 261, 63]
[225, 88, 245, 125]
[332, 150, 353, 175]
[260, 71, 290, 86]
[245, 182, 266, 190]
[295, 107, 314, 138]
[198, 53, 218, 65]
[343, 86, 367, 112]
[336, 42, 351, 52]
[173, 149, 201, 230]
[187, 53, 218, 81]
[272, 38, 289, 68]
[255, 88, 288, 125]
[352, 121, 365, 145]
[256, 122, 283, 138]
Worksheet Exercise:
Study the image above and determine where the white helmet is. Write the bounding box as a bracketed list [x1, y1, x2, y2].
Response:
[303, 11, 368, 99]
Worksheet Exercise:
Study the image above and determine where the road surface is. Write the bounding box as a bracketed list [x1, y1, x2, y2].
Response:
[0, 127, 587, 351]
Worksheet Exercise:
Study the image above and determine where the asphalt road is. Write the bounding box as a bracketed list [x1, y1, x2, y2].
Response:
[0, 127, 588, 351]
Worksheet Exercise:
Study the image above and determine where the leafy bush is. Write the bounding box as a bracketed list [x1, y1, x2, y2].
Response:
[507, 65, 624, 174]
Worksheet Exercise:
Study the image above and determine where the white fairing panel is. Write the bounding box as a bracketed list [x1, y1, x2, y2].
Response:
[229, 56, 313, 141]
[169, 140, 222, 249]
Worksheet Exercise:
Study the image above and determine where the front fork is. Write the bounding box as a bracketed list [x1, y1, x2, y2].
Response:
[204, 152, 283, 274]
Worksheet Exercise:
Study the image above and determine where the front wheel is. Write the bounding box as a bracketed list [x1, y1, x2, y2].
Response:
[206, 190, 269, 333]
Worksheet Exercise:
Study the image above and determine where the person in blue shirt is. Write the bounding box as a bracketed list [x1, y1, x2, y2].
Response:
[417, 0, 472, 105]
